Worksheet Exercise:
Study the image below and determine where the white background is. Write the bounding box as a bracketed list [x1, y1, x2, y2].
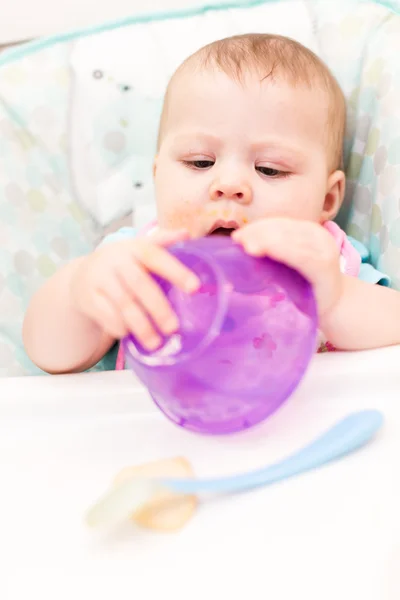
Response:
[2, 347, 400, 599]
[0, 0, 222, 44]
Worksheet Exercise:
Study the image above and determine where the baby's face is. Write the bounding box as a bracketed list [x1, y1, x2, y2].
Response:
[154, 70, 338, 237]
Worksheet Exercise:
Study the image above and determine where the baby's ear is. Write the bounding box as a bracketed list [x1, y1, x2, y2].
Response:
[153, 155, 158, 178]
[322, 170, 345, 222]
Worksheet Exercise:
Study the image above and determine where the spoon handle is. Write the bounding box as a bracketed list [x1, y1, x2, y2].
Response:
[164, 410, 383, 494]
[86, 410, 383, 528]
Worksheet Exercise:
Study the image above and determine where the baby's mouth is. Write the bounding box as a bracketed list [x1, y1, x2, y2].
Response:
[209, 227, 235, 237]
[207, 220, 240, 237]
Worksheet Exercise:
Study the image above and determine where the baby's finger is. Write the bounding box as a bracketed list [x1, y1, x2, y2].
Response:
[233, 221, 299, 270]
[101, 272, 163, 348]
[233, 219, 339, 284]
[118, 262, 180, 336]
[120, 301, 163, 351]
[232, 219, 287, 255]
[89, 293, 128, 339]
[133, 242, 200, 293]
[149, 228, 191, 247]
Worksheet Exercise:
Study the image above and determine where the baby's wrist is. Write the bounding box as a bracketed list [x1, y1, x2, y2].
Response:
[68, 256, 91, 313]
[317, 272, 346, 330]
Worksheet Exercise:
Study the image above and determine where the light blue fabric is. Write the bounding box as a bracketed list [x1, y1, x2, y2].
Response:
[347, 237, 369, 261]
[359, 263, 390, 286]
[348, 236, 391, 286]
[100, 227, 139, 245]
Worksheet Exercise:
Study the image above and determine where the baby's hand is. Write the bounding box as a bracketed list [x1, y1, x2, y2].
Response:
[70, 229, 200, 349]
[232, 218, 343, 316]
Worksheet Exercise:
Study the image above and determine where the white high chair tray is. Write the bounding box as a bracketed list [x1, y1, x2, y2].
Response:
[1, 348, 400, 600]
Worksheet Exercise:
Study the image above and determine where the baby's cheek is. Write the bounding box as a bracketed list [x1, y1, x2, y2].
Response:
[159, 203, 208, 236]
[253, 179, 324, 222]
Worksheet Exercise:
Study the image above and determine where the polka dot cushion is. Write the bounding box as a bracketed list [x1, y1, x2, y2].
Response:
[308, 0, 400, 287]
[0, 45, 106, 375]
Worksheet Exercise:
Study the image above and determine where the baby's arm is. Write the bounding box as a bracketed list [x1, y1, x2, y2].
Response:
[23, 258, 114, 373]
[319, 275, 400, 350]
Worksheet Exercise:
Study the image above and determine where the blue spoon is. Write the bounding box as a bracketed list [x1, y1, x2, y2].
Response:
[86, 410, 383, 527]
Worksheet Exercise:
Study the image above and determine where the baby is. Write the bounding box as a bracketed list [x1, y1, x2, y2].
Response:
[23, 33, 400, 374]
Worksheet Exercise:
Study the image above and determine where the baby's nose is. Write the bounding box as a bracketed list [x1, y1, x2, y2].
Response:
[209, 180, 252, 204]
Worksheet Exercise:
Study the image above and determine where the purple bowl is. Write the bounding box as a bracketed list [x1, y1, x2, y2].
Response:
[123, 236, 317, 435]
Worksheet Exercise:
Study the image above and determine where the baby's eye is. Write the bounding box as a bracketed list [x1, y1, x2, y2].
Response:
[184, 160, 215, 169]
[256, 166, 287, 178]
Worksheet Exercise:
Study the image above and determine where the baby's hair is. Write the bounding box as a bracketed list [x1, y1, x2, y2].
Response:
[157, 33, 346, 171]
